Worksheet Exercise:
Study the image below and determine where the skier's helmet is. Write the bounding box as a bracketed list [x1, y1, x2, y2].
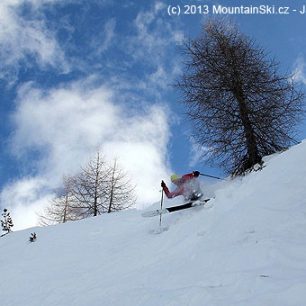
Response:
[170, 174, 180, 183]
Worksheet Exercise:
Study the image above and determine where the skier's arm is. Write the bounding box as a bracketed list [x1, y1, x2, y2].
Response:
[181, 173, 194, 180]
[161, 181, 183, 198]
[181, 171, 200, 182]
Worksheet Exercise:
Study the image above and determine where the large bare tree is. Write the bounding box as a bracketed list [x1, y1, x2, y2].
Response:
[177, 20, 304, 175]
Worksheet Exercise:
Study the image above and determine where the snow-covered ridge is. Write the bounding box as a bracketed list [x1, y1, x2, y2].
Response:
[1, 141, 306, 306]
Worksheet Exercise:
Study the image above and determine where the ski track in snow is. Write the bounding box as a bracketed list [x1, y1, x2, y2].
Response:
[1, 141, 306, 306]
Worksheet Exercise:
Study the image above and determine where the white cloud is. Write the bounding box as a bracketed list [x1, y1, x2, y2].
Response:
[292, 56, 306, 85]
[188, 137, 210, 168]
[102, 105, 171, 206]
[94, 18, 116, 55]
[122, 2, 185, 95]
[0, 177, 54, 230]
[0, 0, 69, 82]
[3, 78, 171, 229]
[132, 2, 184, 60]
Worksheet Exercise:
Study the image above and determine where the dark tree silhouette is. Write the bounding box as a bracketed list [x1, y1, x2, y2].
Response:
[177, 20, 304, 175]
[1, 209, 14, 236]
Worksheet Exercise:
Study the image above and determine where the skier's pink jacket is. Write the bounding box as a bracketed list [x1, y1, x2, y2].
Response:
[162, 173, 196, 199]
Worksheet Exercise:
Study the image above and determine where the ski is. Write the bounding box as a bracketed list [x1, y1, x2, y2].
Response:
[142, 198, 212, 218]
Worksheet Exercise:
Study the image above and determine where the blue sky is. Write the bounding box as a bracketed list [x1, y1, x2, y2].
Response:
[0, 0, 306, 229]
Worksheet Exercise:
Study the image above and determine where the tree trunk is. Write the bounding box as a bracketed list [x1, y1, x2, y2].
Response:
[235, 86, 261, 168]
[93, 153, 100, 216]
[63, 194, 68, 223]
[108, 160, 116, 213]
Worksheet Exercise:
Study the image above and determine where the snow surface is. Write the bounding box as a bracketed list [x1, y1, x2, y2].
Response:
[1, 141, 306, 306]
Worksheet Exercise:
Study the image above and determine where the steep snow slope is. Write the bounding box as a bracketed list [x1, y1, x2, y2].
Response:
[1, 141, 306, 306]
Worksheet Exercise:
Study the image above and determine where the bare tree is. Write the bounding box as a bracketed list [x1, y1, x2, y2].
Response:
[39, 176, 80, 226]
[71, 152, 109, 217]
[40, 153, 136, 225]
[177, 19, 304, 175]
[72, 154, 136, 217]
[106, 159, 136, 213]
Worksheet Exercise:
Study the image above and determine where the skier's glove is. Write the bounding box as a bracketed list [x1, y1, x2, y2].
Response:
[193, 171, 200, 177]
[161, 180, 166, 188]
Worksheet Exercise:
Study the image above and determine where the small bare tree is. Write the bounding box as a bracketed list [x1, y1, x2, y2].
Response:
[106, 159, 136, 213]
[40, 153, 137, 224]
[71, 152, 109, 217]
[71, 154, 136, 217]
[39, 176, 80, 226]
[177, 19, 304, 175]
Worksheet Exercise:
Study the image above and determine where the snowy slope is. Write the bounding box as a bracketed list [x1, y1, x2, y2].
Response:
[1, 141, 306, 306]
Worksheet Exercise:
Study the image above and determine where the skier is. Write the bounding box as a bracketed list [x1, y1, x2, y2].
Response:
[161, 171, 202, 201]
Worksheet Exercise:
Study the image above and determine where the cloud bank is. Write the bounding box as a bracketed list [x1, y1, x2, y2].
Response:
[2, 79, 171, 229]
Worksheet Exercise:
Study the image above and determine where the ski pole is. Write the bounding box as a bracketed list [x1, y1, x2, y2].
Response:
[199, 173, 226, 180]
[159, 189, 164, 227]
